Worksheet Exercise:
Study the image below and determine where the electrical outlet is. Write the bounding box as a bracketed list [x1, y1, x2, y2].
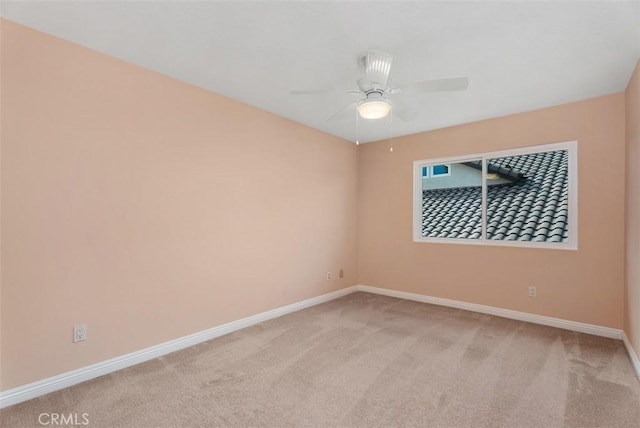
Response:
[339, 269, 344, 278]
[528, 286, 537, 298]
[326, 272, 331, 280]
[73, 324, 87, 343]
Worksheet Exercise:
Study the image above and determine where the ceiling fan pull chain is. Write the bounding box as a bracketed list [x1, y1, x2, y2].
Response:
[356, 110, 360, 145]
[389, 112, 394, 153]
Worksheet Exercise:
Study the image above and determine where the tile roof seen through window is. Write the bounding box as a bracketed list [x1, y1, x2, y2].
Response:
[422, 150, 569, 242]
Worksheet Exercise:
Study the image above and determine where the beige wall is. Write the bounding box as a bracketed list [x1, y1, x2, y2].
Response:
[625, 59, 640, 356]
[358, 94, 626, 329]
[0, 20, 358, 390]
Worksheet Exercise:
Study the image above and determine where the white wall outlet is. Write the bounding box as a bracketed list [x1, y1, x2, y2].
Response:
[326, 271, 331, 280]
[528, 286, 537, 298]
[73, 324, 87, 343]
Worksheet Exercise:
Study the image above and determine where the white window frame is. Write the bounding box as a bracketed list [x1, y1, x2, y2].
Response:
[412, 141, 578, 250]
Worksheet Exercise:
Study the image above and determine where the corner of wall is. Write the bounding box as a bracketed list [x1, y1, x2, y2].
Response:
[624, 57, 640, 360]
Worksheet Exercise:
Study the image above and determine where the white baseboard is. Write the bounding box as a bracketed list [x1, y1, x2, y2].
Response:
[0, 283, 627, 409]
[0, 286, 357, 409]
[355, 285, 623, 339]
[622, 332, 640, 380]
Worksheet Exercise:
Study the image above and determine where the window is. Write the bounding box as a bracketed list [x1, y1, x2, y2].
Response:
[431, 164, 451, 177]
[422, 164, 450, 179]
[413, 141, 577, 249]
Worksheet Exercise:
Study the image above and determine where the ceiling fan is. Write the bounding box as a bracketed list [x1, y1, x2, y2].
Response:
[290, 50, 469, 122]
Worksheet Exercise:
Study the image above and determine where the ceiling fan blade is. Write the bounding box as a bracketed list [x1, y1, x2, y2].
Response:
[397, 77, 469, 93]
[326, 99, 362, 122]
[290, 89, 362, 96]
[391, 98, 418, 121]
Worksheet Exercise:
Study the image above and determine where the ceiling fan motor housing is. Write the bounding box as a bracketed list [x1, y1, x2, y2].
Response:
[365, 91, 385, 101]
[359, 50, 393, 90]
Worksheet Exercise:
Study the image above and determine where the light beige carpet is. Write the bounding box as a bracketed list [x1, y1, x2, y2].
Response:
[2, 292, 639, 427]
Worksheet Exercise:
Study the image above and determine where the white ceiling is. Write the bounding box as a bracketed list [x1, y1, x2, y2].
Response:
[2, 1, 639, 143]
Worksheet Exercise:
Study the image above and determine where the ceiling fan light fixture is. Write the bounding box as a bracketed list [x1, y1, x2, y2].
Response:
[357, 100, 391, 119]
